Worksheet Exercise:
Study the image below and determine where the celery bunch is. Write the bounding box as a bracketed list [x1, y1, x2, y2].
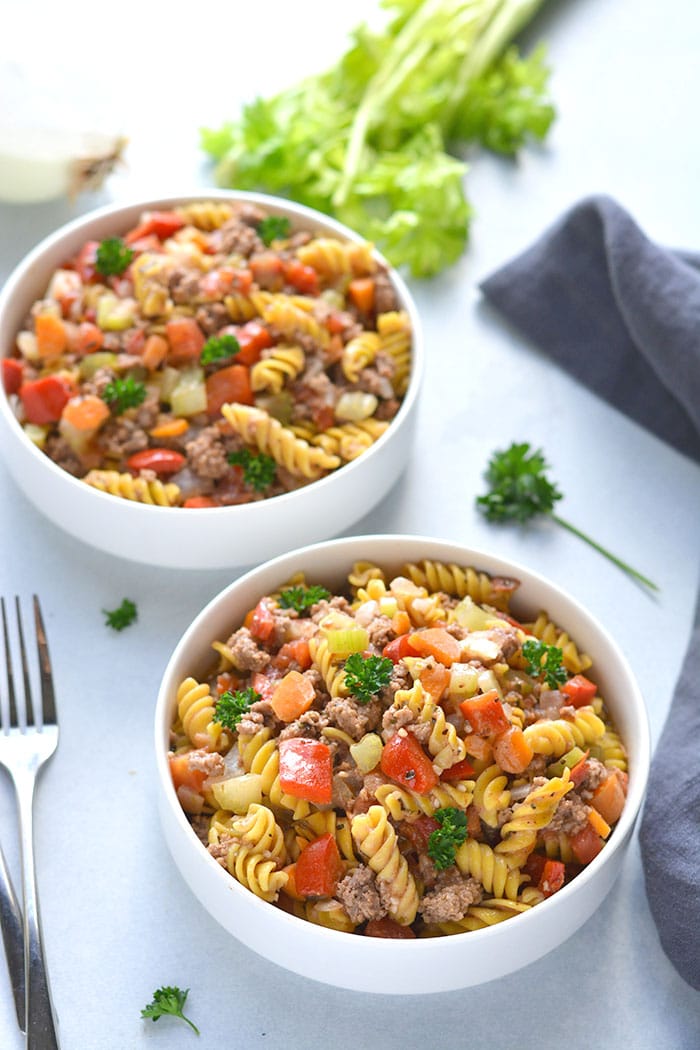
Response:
[201, 0, 555, 277]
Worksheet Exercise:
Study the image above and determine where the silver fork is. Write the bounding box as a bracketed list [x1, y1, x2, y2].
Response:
[0, 596, 60, 1047]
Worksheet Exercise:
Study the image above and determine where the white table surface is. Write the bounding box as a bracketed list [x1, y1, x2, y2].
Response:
[1, 0, 700, 1046]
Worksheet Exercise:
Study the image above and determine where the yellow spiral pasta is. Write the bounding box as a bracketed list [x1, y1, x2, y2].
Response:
[250, 346, 306, 393]
[390, 679, 466, 772]
[377, 311, 411, 395]
[523, 612, 592, 674]
[341, 331, 381, 382]
[351, 805, 419, 926]
[176, 200, 236, 230]
[221, 404, 341, 479]
[543, 832, 575, 863]
[131, 252, 172, 317]
[176, 676, 228, 751]
[522, 706, 606, 758]
[454, 840, 525, 900]
[82, 470, 181, 506]
[599, 728, 628, 771]
[374, 781, 474, 821]
[473, 764, 512, 828]
[237, 728, 311, 820]
[258, 295, 329, 347]
[303, 900, 356, 933]
[296, 237, 376, 280]
[495, 772, 573, 869]
[310, 419, 389, 462]
[348, 561, 386, 592]
[223, 292, 259, 322]
[401, 560, 514, 610]
[308, 635, 349, 699]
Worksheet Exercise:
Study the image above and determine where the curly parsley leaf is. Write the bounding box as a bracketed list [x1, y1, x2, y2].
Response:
[257, 215, 292, 245]
[227, 448, 277, 492]
[278, 584, 331, 612]
[344, 652, 393, 705]
[214, 687, 261, 731]
[200, 333, 240, 366]
[101, 374, 147, 415]
[427, 807, 468, 870]
[522, 638, 567, 690]
[476, 442, 658, 591]
[102, 598, 137, 631]
[95, 237, 134, 277]
[141, 985, 200, 1035]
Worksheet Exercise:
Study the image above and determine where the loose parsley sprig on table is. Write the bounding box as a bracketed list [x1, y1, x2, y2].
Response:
[228, 448, 277, 492]
[278, 584, 331, 612]
[214, 687, 261, 730]
[103, 598, 137, 631]
[257, 215, 291, 246]
[427, 807, 468, 870]
[200, 333, 240, 366]
[101, 375, 147, 415]
[476, 442, 658, 591]
[343, 653, 393, 705]
[141, 985, 200, 1035]
[95, 237, 134, 277]
[522, 639, 567, 689]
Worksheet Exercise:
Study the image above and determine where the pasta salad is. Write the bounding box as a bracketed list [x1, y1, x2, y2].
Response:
[169, 558, 629, 938]
[4, 200, 410, 508]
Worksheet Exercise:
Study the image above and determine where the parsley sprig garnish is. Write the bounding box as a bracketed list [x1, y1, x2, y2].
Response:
[95, 237, 134, 276]
[343, 653, 393, 705]
[257, 215, 291, 245]
[522, 638, 567, 690]
[101, 374, 147, 414]
[476, 442, 658, 591]
[228, 448, 277, 492]
[278, 584, 331, 612]
[214, 687, 261, 730]
[427, 807, 468, 870]
[200, 333, 240, 366]
[102, 598, 137, 631]
[141, 985, 200, 1035]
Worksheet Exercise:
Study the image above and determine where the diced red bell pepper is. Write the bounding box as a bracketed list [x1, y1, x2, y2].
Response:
[282, 259, 320, 296]
[247, 599, 275, 641]
[364, 918, 416, 939]
[2, 359, 24, 395]
[19, 375, 76, 424]
[382, 634, 420, 663]
[234, 321, 273, 366]
[125, 210, 185, 244]
[206, 363, 253, 417]
[523, 851, 548, 886]
[73, 240, 100, 282]
[570, 822, 605, 865]
[538, 859, 566, 897]
[278, 738, 333, 805]
[294, 833, 343, 898]
[251, 671, 277, 703]
[562, 674, 598, 708]
[273, 639, 312, 672]
[126, 448, 186, 475]
[380, 730, 438, 794]
[250, 252, 285, 290]
[569, 751, 591, 788]
[439, 757, 476, 782]
[183, 496, 218, 508]
[459, 690, 511, 738]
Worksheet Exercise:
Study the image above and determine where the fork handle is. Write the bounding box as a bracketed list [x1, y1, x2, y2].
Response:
[15, 774, 60, 1048]
[0, 842, 25, 1031]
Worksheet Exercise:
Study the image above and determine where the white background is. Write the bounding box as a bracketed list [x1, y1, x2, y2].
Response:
[1, 0, 699, 1046]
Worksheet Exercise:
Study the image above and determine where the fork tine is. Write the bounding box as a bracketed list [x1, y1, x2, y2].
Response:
[33, 596, 56, 726]
[1, 597, 19, 730]
[14, 596, 34, 727]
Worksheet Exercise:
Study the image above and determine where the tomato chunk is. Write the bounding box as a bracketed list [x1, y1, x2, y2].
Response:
[382, 635, 420, 663]
[380, 730, 438, 794]
[561, 674, 598, 708]
[282, 259, 320, 296]
[459, 690, 511, 738]
[2, 359, 24, 395]
[165, 317, 206, 362]
[247, 599, 275, 641]
[234, 321, 273, 366]
[205, 363, 253, 416]
[183, 496, 218, 509]
[126, 448, 186, 475]
[439, 757, 476, 782]
[570, 823, 605, 865]
[364, 918, 416, 939]
[125, 210, 185, 243]
[20, 375, 76, 424]
[294, 834, 343, 898]
[538, 859, 566, 897]
[278, 738, 333, 805]
[273, 639, 312, 672]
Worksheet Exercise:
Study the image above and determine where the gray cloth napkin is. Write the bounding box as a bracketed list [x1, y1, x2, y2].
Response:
[479, 194, 700, 991]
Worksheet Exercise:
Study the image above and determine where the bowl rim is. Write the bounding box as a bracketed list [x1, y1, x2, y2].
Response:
[0, 189, 424, 519]
[154, 533, 651, 949]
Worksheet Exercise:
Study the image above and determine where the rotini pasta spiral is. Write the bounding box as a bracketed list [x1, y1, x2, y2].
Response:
[401, 560, 514, 610]
[250, 346, 306, 393]
[210, 803, 288, 902]
[82, 470, 181, 506]
[296, 237, 376, 280]
[176, 676, 228, 751]
[473, 764, 512, 828]
[341, 331, 381, 382]
[374, 781, 474, 821]
[308, 635, 349, 698]
[176, 200, 235, 230]
[522, 706, 606, 758]
[237, 728, 311, 820]
[221, 404, 340, 478]
[454, 840, 525, 900]
[310, 419, 389, 461]
[523, 612, 592, 674]
[495, 772, 573, 869]
[351, 805, 419, 925]
[599, 729, 628, 771]
[377, 311, 411, 395]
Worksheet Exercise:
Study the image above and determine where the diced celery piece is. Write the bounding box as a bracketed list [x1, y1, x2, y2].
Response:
[452, 596, 493, 631]
[158, 366, 181, 403]
[97, 292, 136, 331]
[477, 669, 504, 700]
[325, 627, 369, 656]
[210, 773, 263, 814]
[256, 392, 294, 424]
[23, 423, 49, 449]
[588, 744, 604, 761]
[547, 746, 587, 779]
[170, 365, 207, 417]
[78, 352, 120, 379]
[378, 596, 398, 617]
[448, 662, 479, 699]
[349, 733, 383, 774]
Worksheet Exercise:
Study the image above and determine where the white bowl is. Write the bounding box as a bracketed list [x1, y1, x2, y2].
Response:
[0, 192, 422, 569]
[154, 535, 650, 994]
